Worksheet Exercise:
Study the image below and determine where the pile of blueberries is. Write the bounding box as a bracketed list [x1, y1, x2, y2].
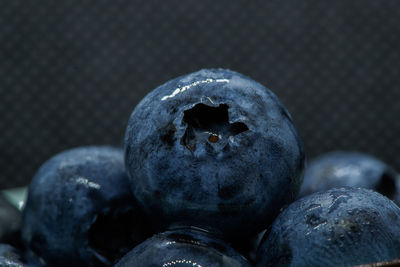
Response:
[1, 69, 400, 266]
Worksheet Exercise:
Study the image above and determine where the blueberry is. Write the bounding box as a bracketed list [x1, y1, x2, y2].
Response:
[115, 227, 251, 266]
[0, 244, 25, 267]
[21, 146, 152, 266]
[257, 187, 400, 266]
[299, 151, 400, 204]
[124, 69, 305, 241]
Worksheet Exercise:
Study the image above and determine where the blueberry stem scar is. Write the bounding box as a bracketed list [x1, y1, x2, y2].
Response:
[181, 103, 248, 151]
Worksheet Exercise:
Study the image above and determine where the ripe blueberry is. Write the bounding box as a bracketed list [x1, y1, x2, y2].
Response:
[124, 69, 305, 241]
[21, 146, 152, 266]
[299, 151, 400, 204]
[115, 227, 251, 266]
[257, 187, 400, 266]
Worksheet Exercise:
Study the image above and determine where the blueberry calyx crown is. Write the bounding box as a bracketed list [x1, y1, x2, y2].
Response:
[181, 103, 248, 152]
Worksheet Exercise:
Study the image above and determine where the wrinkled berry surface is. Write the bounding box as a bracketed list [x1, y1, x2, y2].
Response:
[299, 151, 400, 204]
[21, 146, 151, 266]
[257, 187, 400, 266]
[124, 69, 305, 240]
[115, 228, 251, 267]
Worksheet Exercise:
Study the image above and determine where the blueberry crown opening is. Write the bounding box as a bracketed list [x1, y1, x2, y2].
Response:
[181, 103, 248, 151]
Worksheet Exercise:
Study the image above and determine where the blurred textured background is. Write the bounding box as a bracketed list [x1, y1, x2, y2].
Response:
[1, 0, 399, 188]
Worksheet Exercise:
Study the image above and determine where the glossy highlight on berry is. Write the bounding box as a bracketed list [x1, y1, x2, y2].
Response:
[115, 227, 251, 267]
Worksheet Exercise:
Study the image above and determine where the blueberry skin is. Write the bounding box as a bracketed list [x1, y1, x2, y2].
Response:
[257, 187, 400, 266]
[21, 146, 152, 267]
[0, 243, 43, 266]
[299, 151, 400, 203]
[0, 244, 25, 267]
[124, 69, 305, 240]
[115, 228, 251, 267]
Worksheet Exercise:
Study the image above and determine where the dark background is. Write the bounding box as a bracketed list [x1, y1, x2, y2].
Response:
[1, 1, 399, 189]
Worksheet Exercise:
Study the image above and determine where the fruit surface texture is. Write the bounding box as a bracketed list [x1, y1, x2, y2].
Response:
[124, 69, 305, 239]
[257, 187, 400, 266]
[21, 146, 151, 266]
[0, 244, 24, 267]
[115, 228, 251, 267]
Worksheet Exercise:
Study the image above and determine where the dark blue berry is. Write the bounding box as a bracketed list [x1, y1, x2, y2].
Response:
[21, 146, 152, 266]
[299, 151, 400, 204]
[257, 187, 400, 266]
[115, 227, 251, 266]
[124, 69, 305, 241]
